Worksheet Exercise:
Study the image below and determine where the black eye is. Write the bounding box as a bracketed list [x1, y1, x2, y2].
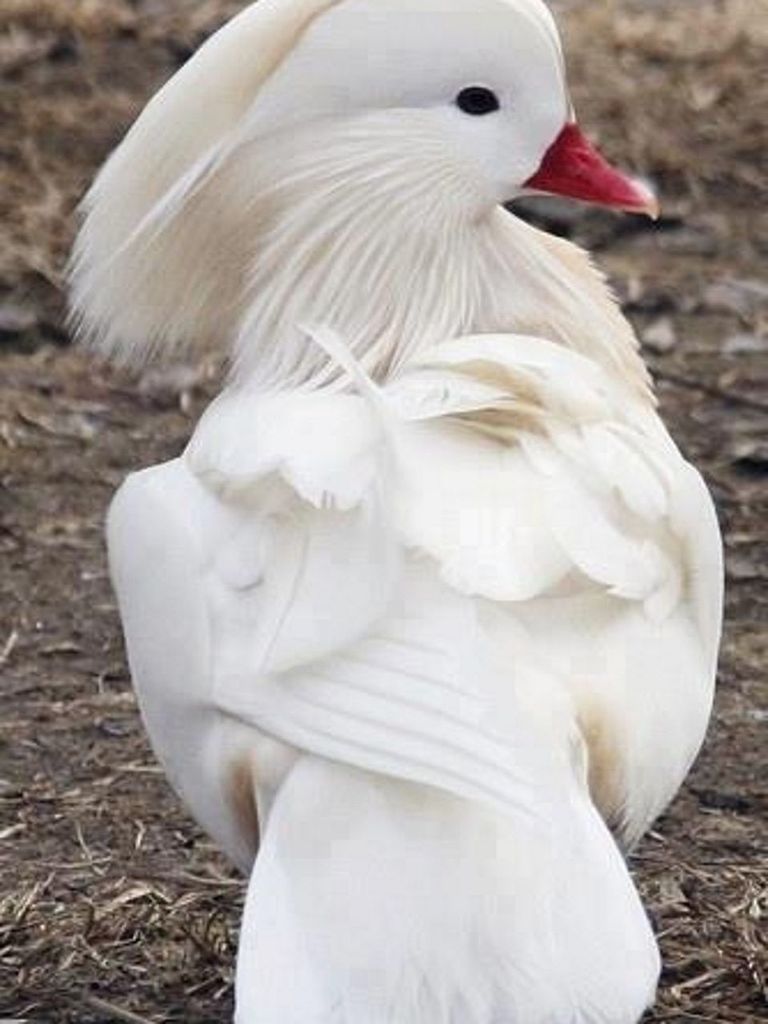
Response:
[455, 86, 500, 116]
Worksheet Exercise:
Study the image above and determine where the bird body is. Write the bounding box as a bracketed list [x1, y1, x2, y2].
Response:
[72, 0, 723, 1020]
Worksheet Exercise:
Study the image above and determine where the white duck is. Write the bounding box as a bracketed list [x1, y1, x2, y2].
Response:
[70, 0, 723, 1021]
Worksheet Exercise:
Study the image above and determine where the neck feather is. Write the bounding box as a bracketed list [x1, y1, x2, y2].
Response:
[228, 118, 649, 397]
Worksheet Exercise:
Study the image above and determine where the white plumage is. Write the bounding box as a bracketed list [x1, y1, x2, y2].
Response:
[72, 0, 723, 1021]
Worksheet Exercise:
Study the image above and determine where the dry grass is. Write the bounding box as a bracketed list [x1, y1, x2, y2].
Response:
[0, 1, 766, 1021]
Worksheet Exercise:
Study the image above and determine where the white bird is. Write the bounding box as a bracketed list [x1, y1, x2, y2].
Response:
[70, 0, 723, 1021]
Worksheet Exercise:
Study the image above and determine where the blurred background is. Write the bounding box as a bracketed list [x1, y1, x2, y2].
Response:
[1, 1, 766, 1020]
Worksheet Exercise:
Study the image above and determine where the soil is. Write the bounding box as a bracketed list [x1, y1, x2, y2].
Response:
[1, 1, 766, 1021]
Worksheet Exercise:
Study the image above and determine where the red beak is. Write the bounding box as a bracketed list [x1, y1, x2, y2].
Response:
[524, 122, 659, 218]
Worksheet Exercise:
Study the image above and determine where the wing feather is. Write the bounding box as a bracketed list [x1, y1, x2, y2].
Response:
[109, 328, 721, 862]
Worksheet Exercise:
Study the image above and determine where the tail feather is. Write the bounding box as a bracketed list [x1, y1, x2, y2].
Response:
[236, 756, 659, 1024]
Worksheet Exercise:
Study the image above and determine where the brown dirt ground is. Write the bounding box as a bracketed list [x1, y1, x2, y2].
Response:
[1, 1, 766, 1021]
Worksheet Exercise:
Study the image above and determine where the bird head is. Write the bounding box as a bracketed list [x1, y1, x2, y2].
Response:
[243, 0, 655, 213]
[71, 0, 655, 380]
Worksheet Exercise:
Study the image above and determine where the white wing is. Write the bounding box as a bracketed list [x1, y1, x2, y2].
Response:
[107, 387, 408, 869]
[384, 334, 722, 842]
[107, 377, 544, 869]
[109, 331, 722, 866]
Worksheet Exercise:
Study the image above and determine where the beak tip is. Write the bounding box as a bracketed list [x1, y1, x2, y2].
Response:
[632, 180, 660, 221]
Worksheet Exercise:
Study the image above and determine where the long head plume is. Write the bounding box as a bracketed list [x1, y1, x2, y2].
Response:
[69, 0, 338, 364]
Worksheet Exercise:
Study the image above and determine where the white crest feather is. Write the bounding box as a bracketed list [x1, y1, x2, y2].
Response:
[69, 0, 339, 362]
